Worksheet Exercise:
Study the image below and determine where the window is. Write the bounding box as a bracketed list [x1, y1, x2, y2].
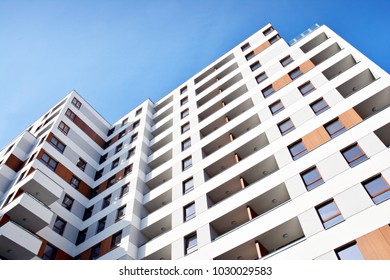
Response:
[362, 175, 390, 204]
[298, 81, 316, 96]
[77, 158, 87, 171]
[184, 202, 196, 222]
[83, 206, 93, 221]
[95, 169, 103, 180]
[41, 153, 58, 171]
[280, 55, 293, 67]
[99, 153, 108, 164]
[255, 72, 268, 84]
[42, 243, 57, 260]
[76, 229, 87, 245]
[104, 140, 111, 149]
[325, 118, 346, 138]
[181, 122, 190, 134]
[120, 183, 130, 198]
[341, 144, 368, 167]
[49, 136, 66, 153]
[185, 233, 198, 255]
[183, 177, 194, 194]
[91, 243, 100, 260]
[181, 96, 188, 106]
[116, 205, 126, 220]
[181, 108, 189, 119]
[182, 156, 192, 171]
[180, 86, 188, 95]
[269, 100, 285, 115]
[118, 130, 126, 139]
[70, 176, 80, 189]
[71, 97, 82, 109]
[335, 242, 364, 260]
[130, 133, 138, 143]
[316, 200, 344, 229]
[96, 217, 106, 233]
[135, 108, 142, 116]
[107, 176, 116, 187]
[89, 188, 98, 199]
[121, 118, 128, 127]
[301, 166, 324, 191]
[111, 158, 119, 170]
[127, 148, 135, 159]
[310, 98, 329, 115]
[263, 26, 273, 36]
[17, 171, 26, 183]
[115, 143, 123, 154]
[132, 120, 140, 129]
[245, 51, 255, 61]
[107, 127, 115, 136]
[111, 230, 122, 248]
[124, 164, 132, 176]
[241, 43, 250, 52]
[288, 140, 308, 160]
[58, 121, 70, 135]
[289, 68, 303, 80]
[62, 195, 74, 210]
[53, 217, 66, 235]
[102, 195, 111, 209]
[65, 109, 76, 121]
[250, 61, 261, 72]
[182, 138, 191, 151]
[278, 118, 295, 135]
[262, 85, 275, 98]
[269, 35, 280, 44]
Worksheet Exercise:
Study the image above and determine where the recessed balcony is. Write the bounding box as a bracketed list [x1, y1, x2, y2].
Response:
[1, 192, 54, 232]
[146, 168, 172, 190]
[300, 32, 328, 53]
[141, 214, 172, 241]
[374, 123, 390, 147]
[154, 95, 173, 112]
[322, 54, 358, 80]
[310, 42, 342, 66]
[194, 53, 235, 84]
[0, 220, 42, 260]
[20, 169, 63, 205]
[153, 106, 173, 124]
[143, 188, 172, 214]
[149, 133, 172, 153]
[148, 149, 173, 170]
[353, 86, 390, 120]
[151, 119, 173, 138]
[141, 244, 171, 260]
[336, 69, 376, 98]
[214, 217, 305, 260]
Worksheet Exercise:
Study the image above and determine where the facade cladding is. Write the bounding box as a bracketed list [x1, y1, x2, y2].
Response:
[0, 23, 390, 260]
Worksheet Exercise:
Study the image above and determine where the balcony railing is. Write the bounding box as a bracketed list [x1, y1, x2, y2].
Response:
[288, 24, 320, 46]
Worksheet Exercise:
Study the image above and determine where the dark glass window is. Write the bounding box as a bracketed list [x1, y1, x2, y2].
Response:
[77, 158, 87, 171]
[185, 233, 198, 255]
[71, 97, 82, 109]
[310, 98, 329, 115]
[335, 242, 364, 260]
[262, 85, 275, 98]
[116, 205, 126, 220]
[245, 51, 255, 61]
[182, 138, 191, 151]
[53, 217, 66, 235]
[256, 72, 268, 84]
[41, 153, 58, 171]
[49, 136, 66, 153]
[280, 55, 293, 67]
[58, 121, 70, 135]
[183, 177, 194, 194]
[241, 43, 250, 52]
[278, 118, 295, 135]
[70, 176, 80, 188]
[325, 118, 346, 138]
[182, 156, 192, 171]
[184, 202, 196, 222]
[96, 217, 106, 233]
[181, 122, 190, 134]
[269, 100, 284, 115]
[316, 200, 344, 229]
[289, 68, 303, 80]
[299, 81, 316, 96]
[120, 183, 130, 197]
[65, 109, 76, 121]
[250, 61, 261, 72]
[362, 175, 390, 204]
[341, 144, 368, 167]
[288, 140, 308, 160]
[62, 195, 74, 210]
[301, 166, 324, 191]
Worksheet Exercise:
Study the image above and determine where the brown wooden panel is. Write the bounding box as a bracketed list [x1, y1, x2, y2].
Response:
[55, 250, 71, 260]
[0, 214, 10, 226]
[273, 74, 292, 91]
[110, 134, 120, 145]
[302, 126, 331, 152]
[98, 181, 108, 194]
[80, 248, 92, 260]
[253, 41, 271, 55]
[338, 108, 363, 129]
[299, 59, 315, 73]
[78, 181, 92, 198]
[56, 163, 73, 183]
[74, 116, 105, 148]
[100, 236, 113, 256]
[27, 167, 36, 176]
[5, 154, 25, 172]
[357, 227, 390, 260]
[380, 225, 390, 245]
[116, 169, 125, 181]
[37, 239, 48, 258]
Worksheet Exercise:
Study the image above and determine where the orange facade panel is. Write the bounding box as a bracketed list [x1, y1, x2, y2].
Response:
[302, 126, 331, 152]
[273, 74, 292, 91]
[100, 235, 113, 256]
[299, 59, 315, 73]
[253, 41, 271, 55]
[357, 226, 390, 260]
[338, 108, 363, 129]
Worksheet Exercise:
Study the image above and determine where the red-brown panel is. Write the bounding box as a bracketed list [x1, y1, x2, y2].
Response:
[273, 74, 292, 91]
[5, 154, 25, 172]
[100, 236, 113, 256]
[300, 59, 315, 73]
[357, 226, 390, 260]
[302, 126, 331, 152]
[55, 250, 72, 260]
[338, 108, 363, 129]
[0, 214, 10, 226]
[253, 41, 271, 55]
[80, 248, 92, 260]
[37, 239, 48, 258]
[74, 116, 105, 148]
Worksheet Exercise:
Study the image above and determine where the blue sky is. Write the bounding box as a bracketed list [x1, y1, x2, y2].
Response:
[0, 0, 389, 149]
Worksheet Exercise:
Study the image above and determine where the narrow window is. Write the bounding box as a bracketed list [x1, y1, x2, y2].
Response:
[269, 100, 284, 115]
[299, 81, 316, 96]
[40, 153, 58, 171]
[124, 164, 132, 176]
[96, 217, 106, 233]
[111, 158, 119, 170]
[269, 35, 280, 44]
[256, 72, 268, 84]
[278, 118, 295, 135]
[289, 68, 303, 80]
[182, 156, 192, 171]
[341, 144, 368, 167]
[288, 140, 308, 160]
[184, 233, 198, 255]
[245, 51, 255, 61]
[116, 205, 126, 220]
[99, 153, 108, 164]
[180, 86, 188, 95]
[102, 195, 111, 209]
[241, 43, 250, 52]
[53, 217, 66, 235]
[184, 202, 196, 222]
[65, 109, 76, 121]
[325, 118, 346, 138]
[181, 108, 189, 119]
[58, 121, 70, 135]
[130, 133, 138, 143]
[181, 96, 188, 106]
[183, 177, 194, 194]
[62, 195, 74, 210]
[111, 230, 123, 248]
[121, 118, 128, 127]
[280, 55, 293, 67]
[76, 229, 87, 245]
[182, 138, 191, 151]
[262, 85, 275, 98]
[181, 122, 190, 134]
[120, 183, 130, 198]
[49, 136, 66, 153]
[70, 176, 80, 189]
[316, 200, 344, 229]
[115, 143, 123, 154]
[71, 97, 82, 109]
[263, 26, 274, 36]
[310, 98, 329, 115]
[301, 166, 324, 191]
[83, 206, 93, 221]
[135, 108, 142, 116]
[362, 174, 390, 204]
[250, 61, 261, 72]
[127, 148, 135, 159]
[107, 176, 116, 187]
[77, 158, 87, 171]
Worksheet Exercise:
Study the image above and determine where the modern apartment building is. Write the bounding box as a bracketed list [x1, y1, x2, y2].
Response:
[0, 23, 389, 260]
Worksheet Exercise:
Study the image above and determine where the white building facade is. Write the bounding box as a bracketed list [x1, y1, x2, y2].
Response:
[0, 23, 389, 260]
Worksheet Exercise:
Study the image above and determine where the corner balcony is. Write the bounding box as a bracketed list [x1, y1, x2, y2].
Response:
[0, 220, 42, 260]
[20, 169, 63, 205]
[1, 192, 54, 232]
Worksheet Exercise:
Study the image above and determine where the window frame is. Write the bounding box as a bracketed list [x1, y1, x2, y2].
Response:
[241, 42, 250, 52]
[316, 200, 344, 229]
[181, 138, 191, 151]
[116, 205, 126, 221]
[58, 121, 70, 135]
[120, 183, 130, 198]
[341, 143, 368, 167]
[49, 136, 66, 153]
[180, 96, 188, 106]
[181, 108, 189, 119]
[280, 55, 293, 67]
[71, 97, 82, 109]
[77, 158, 87, 171]
[184, 232, 198, 255]
[183, 177, 194, 194]
[184, 202, 196, 222]
[325, 118, 347, 138]
[181, 122, 190, 134]
[262, 85, 275, 98]
[269, 100, 285, 115]
[111, 158, 119, 170]
[250, 61, 261, 72]
[245, 51, 255, 61]
[278, 118, 295, 135]
[301, 166, 325, 191]
[362, 174, 390, 204]
[182, 156, 192, 171]
[96, 217, 106, 233]
[255, 72, 268, 84]
[288, 140, 308, 160]
[298, 81, 316, 96]
[310, 98, 329, 115]
[62, 194, 74, 210]
[41, 153, 58, 171]
[53, 217, 66, 235]
[65, 109, 76, 121]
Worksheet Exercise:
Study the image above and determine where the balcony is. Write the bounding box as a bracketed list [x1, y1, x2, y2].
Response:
[310, 42, 342, 66]
[198, 84, 248, 122]
[374, 123, 390, 147]
[336, 69, 376, 98]
[146, 168, 172, 190]
[141, 244, 171, 260]
[214, 217, 305, 260]
[1, 192, 54, 232]
[20, 169, 63, 205]
[153, 106, 173, 124]
[207, 155, 279, 205]
[154, 95, 173, 112]
[322, 54, 358, 80]
[353, 86, 390, 120]
[141, 214, 171, 241]
[0, 221, 42, 260]
[300, 31, 328, 53]
[149, 133, 172, 153]
[151, 119, 173, 138]
[194, 53, 235, 84]
[143, 188, 172, 214]
[195, 63, 239, 95]
[148, 149, 173, 170]
[200, 98, 254, 138]
[211, 183, 291, 239]
[203, 133, 270, 179]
